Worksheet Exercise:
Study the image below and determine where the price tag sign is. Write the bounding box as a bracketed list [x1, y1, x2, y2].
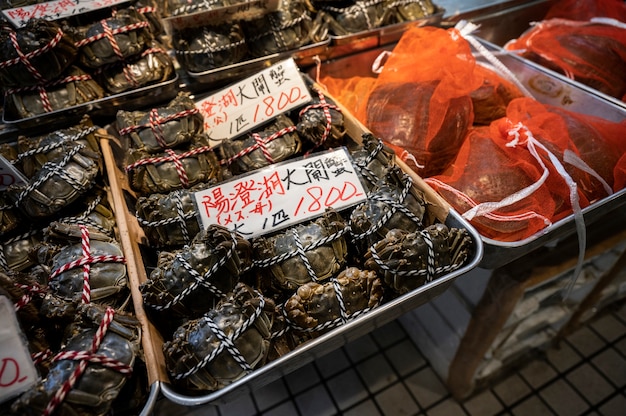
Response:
[193, 148, 368, 238]
[0, 296, 38, 404]
[164, 0, 280, 31]
[195, 58, 312, 145]
[0, 156, 28, 192]
[2, 0, 131, 28]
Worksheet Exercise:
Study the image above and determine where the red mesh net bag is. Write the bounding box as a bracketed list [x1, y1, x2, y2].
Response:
[506, 97, 626, 206]
[470, 63, 526, 125]
[505, 19, 626, 101]
[544, 0, 626, 21]
[362, 26, 483, 177]
[425, 123, 558, 242]
[318, 26, 483, 178]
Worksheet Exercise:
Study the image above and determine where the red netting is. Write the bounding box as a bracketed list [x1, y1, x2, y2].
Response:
[425, 123, 556, 242]
[505, 19, 626, 101]
[615, 154, 626, 191]
[544, 0, 626, 21]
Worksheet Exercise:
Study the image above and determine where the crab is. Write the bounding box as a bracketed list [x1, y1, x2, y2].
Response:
[95, 40, 174, 94]
[218, 113, 302, 174]
[6, 117, 103, 218]
[162, 282, 274, 391]
[364, 223, 473, 294]
[0, 19, 78, 88]
[36, 226, 128, 322]
[0, 228, 43, 273]
[349, 165, 428, 253]
[11, 302, 140, 416]
[252, 210, 349, 293]
[75, 8, 153, 69]
[349, 133, 396, 190]
[283, 266, 384, 332]
[125, 135, 222, 194]
[5, 65, 105, 118]
[296, 88, 346, 151]
[173, 22, 248, 73]
[243, 0, 318, 57]
[384, 0, 437, 23]
[140, 224, 253, 320]
[117, 92, 205, 154]
[134, 183, 211, 248]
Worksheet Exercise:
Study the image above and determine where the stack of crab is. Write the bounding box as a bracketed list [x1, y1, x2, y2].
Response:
[0, 1, 174, 120]
[0, 117, 148, 415]
[166, 0, 327, 75]
[115, 85, 475, 393]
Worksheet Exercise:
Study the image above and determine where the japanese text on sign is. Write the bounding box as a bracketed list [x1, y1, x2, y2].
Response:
[193, 148, 367, 238]
[195, 58, 312, 145]
[0, 296, 38, 404]
[2, 0, 131, 28]
[0, 156, 28, 192]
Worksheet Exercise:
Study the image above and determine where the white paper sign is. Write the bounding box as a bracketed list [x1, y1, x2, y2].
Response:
[2, 0, 131, 28]
[196, 58, 312, 145]
[193, 148, 367, 238]
[0, 155, 28, 192]
[0, 296, 38, 404]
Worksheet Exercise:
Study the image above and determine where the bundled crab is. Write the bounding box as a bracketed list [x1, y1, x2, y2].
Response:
[311, 0, 438, 36]
[0, 3, 174, 120]
[0, 188, 149, 415]
[169, 0, 326, 74]
[2, 116, 103, 219]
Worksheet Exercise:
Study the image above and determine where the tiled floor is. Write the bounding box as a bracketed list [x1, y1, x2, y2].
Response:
[152, 299, 626, 416]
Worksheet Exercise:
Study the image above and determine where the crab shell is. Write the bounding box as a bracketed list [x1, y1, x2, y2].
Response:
[134, 183, 210, 247]
[387, 0, 437, 22]
[96, 41, 174, 94]
[0, 19, 78, 88]
[284, 266, 383, 331]
[77, 8, 153, 69]
[253, 210, 348, 292]
[350, 133, 396, 190]
[364, 224, 472, 294]
[7, 127, 102, 219]
[45, 239, 128, 305]
[173, 22, 248, 73]
[11, 304, 140, 416]
[319, 0, 387, 35]
[349, 166, 428, 252]
[243, 0, 313, 57]
[117, 92, 205, 154]
[163, 283, 273, 391]
[7, 66, 105, 119]
[296, 90, 346, 149]
[218, 113, 302, 174]
[126, 137, 222, 194]
[0, 230, 42, 272]
[141, 225, 252, 319]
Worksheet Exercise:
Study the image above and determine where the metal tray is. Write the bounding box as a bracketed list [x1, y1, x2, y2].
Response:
[2, 74, 180, 134]
[183, 38, 331, 91]
[99, 95, 484, 407]
[326, 7, 445, 59]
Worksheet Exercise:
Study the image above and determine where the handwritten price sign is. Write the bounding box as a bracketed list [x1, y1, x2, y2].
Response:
[2, 0, 131, 28]
[193, 148, 367, 238]
[0, 296, 38, 404]
[196, 58, 312, 145]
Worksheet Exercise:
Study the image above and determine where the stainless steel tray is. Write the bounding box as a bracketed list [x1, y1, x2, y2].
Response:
[326, 7, 445, 59]
[100, 93, 484, 407]
[183, 38, 331, 90]
[2, 74, 180, 133]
